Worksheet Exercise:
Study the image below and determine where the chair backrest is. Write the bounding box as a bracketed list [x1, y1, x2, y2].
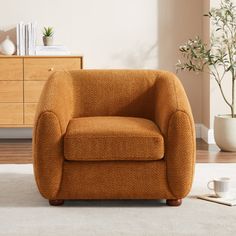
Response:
[69, 70, 158, 120]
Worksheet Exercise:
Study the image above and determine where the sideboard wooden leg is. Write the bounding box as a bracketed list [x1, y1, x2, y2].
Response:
[49, 199, 64, 206]
[166, 199, 182, 206]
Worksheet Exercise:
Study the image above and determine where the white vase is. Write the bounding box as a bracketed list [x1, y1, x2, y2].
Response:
[0, 36, 16, 55]
[214, 115, 236, 151]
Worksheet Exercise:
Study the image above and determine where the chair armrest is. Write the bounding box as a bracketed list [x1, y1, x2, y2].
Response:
[35, 71, 74, 134]
[33, 71, 74, 199]
[155, 71, 196, 198]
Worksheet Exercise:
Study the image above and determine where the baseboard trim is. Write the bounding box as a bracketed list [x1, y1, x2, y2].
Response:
[0, 128, 32, 139]
[195, 123, 215, 144]
[195, 124, 202, 139]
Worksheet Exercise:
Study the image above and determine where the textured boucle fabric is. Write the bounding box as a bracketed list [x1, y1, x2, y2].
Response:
[33, 72, 74, 199]
[56, 160, 174, 200]
[154, 71, 196, 198]
[33, 69, 196, 201]
[69, 70, 157, 119]
[64, 116, 164, 161]
[166, 111, 195, 198]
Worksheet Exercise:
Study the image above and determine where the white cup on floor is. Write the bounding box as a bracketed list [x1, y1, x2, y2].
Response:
[207, 177, 231, 198]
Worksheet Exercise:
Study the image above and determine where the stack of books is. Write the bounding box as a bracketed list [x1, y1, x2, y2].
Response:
[35, 45, 71, 56]
[16, 22, 37, 56]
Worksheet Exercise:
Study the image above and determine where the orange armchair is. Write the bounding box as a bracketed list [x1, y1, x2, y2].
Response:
[33, 70, 196, 206]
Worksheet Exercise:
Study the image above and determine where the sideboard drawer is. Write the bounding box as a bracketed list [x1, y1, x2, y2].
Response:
[0, 81, 23, 102]
[24, 58, 82, 81]
[0, 58, 23, 80]
[0, 103, 23, 124]
[24, 81, 46, 102]
[0, 55, 82, 127]
[24, 103, 37, 125]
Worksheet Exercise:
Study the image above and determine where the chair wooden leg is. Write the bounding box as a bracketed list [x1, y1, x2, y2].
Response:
[166, 199, 182, 206]
[49, 199, 64, 206]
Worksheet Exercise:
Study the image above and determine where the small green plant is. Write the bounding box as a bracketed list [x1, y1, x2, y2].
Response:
[177, 0, 236, 118]
[43, 27, 54, 37]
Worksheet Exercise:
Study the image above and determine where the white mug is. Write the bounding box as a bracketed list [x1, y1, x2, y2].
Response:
[207, 177, 231, 198]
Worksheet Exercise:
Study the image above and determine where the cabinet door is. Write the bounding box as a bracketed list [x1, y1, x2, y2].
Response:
[24, 103, 37, 125]
[0, 103, 23, 124]
[0, 58, 23, 80]
[0, 81, 23, 102]
[24, 57, 82, 81]
[24, 81, 46, 102]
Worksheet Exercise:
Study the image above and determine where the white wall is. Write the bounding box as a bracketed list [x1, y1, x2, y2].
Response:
[0, 0, 158, 69]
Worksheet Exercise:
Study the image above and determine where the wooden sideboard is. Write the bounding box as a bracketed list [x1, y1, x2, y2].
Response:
[0, 56, 83, 127]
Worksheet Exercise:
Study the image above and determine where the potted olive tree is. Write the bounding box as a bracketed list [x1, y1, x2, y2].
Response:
[43, 27, 54, 46]
[177, 0, 236, 151]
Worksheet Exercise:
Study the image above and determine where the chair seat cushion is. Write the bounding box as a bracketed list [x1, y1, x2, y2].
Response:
[64, 116, 164, 161]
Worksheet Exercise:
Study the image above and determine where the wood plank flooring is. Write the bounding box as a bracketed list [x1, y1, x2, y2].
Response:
[196, 139, 236, 163]
[0, 139, 32, 164]
[0, 139, 236, 164]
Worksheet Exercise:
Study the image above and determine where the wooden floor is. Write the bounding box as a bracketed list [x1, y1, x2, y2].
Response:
[0, 139, 32, 164]
[196, 139, 236, 163]
[0, 139, 236, 164]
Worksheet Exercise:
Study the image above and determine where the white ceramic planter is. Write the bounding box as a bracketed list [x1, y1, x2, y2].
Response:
[0, 36, 16, 55]
[214, 115, 236, 152]
[43, 36, 53, 46]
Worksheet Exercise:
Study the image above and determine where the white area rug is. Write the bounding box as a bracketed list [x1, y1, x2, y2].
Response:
[0, 164, 236, 236]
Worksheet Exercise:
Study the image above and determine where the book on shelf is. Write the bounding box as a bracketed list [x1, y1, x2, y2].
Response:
[35, 45, 71, 56]
[16, 22, 37, 56]
[16, 22, 24, 56]
[16, 24, 20, 55]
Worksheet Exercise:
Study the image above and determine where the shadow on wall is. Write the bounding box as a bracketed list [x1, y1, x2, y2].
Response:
[158, 0, 179, 71]
[157, 0, 203, 123]
[111, 42, 158, 69]
[157, 0, 202, 71]
[110, 0, 201, 71]
[0, 27, 16, 55]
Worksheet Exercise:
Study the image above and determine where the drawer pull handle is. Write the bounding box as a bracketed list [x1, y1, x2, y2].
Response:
[49, 68, 54, 72]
